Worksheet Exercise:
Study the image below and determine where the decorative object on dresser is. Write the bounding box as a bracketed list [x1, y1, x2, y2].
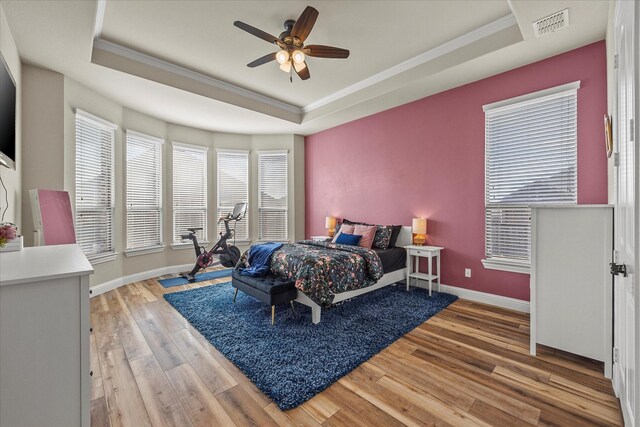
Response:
[0, 244, 93, 427]
[529, 205, 613, 378]
[412, 217, 427, 245]
[0, 222, 21, 252]
[404, 245, 443, 296]
[325, 215, 336, 237]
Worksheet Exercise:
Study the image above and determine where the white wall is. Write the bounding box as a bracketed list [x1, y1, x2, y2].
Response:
[0, 3, 20, 227]
[20, 66, 65, 247]
[20, 68, 304, 288]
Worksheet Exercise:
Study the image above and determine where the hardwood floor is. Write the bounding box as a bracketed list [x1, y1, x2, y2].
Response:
[90, 269, 623, 426]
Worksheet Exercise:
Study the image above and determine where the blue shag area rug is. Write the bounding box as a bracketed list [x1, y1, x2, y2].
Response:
[164, 281, 457, 410]
[158, 268, 232, 288]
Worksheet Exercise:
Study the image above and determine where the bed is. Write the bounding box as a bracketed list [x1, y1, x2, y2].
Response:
[270, 226, 411, 324]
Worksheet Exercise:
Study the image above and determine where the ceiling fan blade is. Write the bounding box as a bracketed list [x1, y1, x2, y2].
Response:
[304, 45, 350, 59]
[233, 21, 279, 45]
[294, 61, 310, 80]
[247, 52, 277, 68]
[291, 6, 318, 42]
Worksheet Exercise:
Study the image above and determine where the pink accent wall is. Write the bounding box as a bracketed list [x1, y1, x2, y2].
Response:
[305, 41, 608, 301]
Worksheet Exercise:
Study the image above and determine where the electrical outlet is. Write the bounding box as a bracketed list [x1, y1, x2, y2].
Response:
[465, 268, 471, 278]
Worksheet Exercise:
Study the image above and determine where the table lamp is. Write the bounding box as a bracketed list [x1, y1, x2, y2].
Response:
[325, 216, 337, 237]
[412, 217, 427, 245]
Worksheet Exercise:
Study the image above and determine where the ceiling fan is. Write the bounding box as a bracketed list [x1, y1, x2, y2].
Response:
[233, 6, 350, 81]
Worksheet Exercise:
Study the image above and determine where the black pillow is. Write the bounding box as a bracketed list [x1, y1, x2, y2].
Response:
[341, 218, 401, 248]
[341, 218, 360, 226]
[389, 225, 403, 247]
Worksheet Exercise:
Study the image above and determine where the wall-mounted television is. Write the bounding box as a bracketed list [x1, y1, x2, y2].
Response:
[0, 53, 16, 170]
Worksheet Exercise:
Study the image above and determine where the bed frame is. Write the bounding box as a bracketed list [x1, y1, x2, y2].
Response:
[294, 226, 412, 324]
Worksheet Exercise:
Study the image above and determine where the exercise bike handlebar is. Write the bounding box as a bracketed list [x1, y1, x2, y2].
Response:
[217, 202, 248, 224]
[182, 203, 247, 238]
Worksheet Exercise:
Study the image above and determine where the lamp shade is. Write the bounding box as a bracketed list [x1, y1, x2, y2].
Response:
[325, 216, 336, 229]
[412, 218, 427, 235]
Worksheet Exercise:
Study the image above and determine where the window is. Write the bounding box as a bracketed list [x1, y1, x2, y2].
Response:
[217, 150, 249, 240]
[173, 142, 208, 244]
[75, 110, 116, 262]
[125, 131, 163, 253]
[258, 151, 288, 241]
[483, 82, 578, 273]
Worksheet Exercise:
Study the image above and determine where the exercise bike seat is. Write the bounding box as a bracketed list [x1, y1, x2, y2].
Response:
[186, 227, 203, 233]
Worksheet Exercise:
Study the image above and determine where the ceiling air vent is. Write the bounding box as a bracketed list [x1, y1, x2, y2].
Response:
[532, 9, 569, 38]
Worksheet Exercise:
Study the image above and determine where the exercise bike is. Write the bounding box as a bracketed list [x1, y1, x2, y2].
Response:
[180, 202, 247, 282]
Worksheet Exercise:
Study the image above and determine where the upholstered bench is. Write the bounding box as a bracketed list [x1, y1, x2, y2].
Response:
[231, 270, 297, 325]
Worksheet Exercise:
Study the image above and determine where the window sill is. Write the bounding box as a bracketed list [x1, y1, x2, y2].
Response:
[88, 252, 118, 265]
[482, 258, 530, 274]
[171, 241, 209, 250]
[229, 239, 251, 246]
[124, 246, 165, 257]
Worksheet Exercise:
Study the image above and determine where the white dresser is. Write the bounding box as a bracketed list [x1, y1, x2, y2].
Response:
[530, 205, 613, 377]
[0, 244, 93, 427]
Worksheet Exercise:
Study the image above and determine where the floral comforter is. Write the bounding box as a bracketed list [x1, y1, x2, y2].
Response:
[237, 240, 384, 307]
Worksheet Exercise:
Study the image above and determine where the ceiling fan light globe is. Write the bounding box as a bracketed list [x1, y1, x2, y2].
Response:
[292, 50, 305, 64]
[276, 50, 289, 64]
[279, 61, 292, 73]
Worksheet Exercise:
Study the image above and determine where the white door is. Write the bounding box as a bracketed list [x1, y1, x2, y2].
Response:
[613, 1, 638, 425]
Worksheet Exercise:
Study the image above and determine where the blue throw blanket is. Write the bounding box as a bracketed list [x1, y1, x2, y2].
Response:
[238, 242, 283, 277]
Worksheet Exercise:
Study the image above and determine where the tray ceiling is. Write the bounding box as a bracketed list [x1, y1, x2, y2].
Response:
[1, 1, 609, 134]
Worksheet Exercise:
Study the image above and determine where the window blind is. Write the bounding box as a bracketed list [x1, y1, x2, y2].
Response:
[217, 151, 248, 240]
[484, 84, 577, 265]
[173, 142, 208, 243]
[258, 151, 288, 240]
[125, 131, 163, 251]
[75, 110, 116, 262]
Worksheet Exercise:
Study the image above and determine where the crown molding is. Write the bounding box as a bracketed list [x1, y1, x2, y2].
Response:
[302, 14, 518, 113]
[93, 0, 106, 39]
[93, 38, 303, 116]
[91, 5, 519, 123]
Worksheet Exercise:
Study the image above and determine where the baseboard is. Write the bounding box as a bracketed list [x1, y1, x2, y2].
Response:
[437, 283, 529, 313]
[92, 268, 531, 313]
[90, 263, 194, 297]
